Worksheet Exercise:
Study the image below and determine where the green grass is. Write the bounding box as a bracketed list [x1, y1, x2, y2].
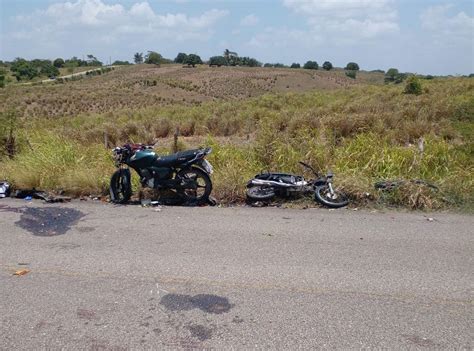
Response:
[1, 77, 473, 210]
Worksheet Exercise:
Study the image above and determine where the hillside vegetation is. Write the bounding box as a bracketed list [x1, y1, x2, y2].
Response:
[0, 65, 472, 210]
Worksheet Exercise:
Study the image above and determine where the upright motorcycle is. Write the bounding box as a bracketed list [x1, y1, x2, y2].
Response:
[246, 162, 349, 208]
[110, 143, 213, 204]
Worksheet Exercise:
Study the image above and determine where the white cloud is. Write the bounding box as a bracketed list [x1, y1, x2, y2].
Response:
[420, 4, 473, 38]
[2, 0, 230, 63]
[9, 0, 228, 42]
[283, 0, 399, 39]
[240, 14, 259, 27]
[45, 0, 125, 26]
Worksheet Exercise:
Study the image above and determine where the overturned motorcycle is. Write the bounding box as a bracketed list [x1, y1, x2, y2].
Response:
[110, 143, 213, 205]
[246, 162, 349, 208]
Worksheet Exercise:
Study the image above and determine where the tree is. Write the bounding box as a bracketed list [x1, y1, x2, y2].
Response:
[223, 49, 238, 65]
[209, 56, 227, 67]
[303, 61, 318, 70]
[290, 63, 300, 68]
[239, 57, 261, 67]
[384, 68, 399, 83]
[53, 58, 65, 68]
[345, 62, 360, 71]
[134, 52, 144, 64]
[39, 62, 59, 78]
[384, 68, 406, 84]
[145, 51, 164, 65]
[185, 54, 202, 67]
[112, 60, 131, 65]
[322, 61, 333, 71]
[174, 53, 188, 64]
[404, 76, 422, 95]
[10, 58, 38, 81]
[86, 54, 102, 66]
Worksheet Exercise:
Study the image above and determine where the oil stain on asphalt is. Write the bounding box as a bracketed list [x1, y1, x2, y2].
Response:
[187, 324, 214, 341]
[14, 207, 84, 236]
[160, 294, 233, 314]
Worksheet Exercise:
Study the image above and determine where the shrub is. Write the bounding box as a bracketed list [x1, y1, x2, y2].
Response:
[290, 63, 301, 69]
[404, 76, 422, 95]
[345, 70, 357, 79]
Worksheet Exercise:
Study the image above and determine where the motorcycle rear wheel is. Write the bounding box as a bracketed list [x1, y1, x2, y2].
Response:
[246, 186, 276, 201]
[110, 169, 132, 204]
[177, 167, 212, 204]
[314, 185, 348, 208]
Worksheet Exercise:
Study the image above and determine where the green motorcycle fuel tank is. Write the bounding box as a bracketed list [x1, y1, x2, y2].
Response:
[127, 149, 171, 179]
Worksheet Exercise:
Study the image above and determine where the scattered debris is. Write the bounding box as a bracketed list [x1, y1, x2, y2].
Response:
[0, 181, 11, 198]
[141, 199, 152, 207]
[13, 269, 30, 276]
[250, 201, 266, 207]
[14, 189, 71, 203]
[207, 196, 218, 206]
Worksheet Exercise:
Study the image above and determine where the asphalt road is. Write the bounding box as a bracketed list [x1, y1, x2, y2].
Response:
[0, 199, 472, 349]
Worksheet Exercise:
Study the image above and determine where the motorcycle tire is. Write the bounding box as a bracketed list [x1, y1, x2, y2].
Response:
[177, 167, 212, 204]
[314, 185, 349, 208]
[110, 169, 132, 204]
[246, 186, 276, 201]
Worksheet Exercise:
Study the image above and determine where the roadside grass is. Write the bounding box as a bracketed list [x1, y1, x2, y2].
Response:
[0, 77, 472, 210]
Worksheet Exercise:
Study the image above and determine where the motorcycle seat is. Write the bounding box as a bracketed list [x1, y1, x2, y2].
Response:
[154, 149, 201, 167]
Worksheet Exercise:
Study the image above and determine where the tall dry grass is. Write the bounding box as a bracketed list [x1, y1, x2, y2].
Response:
[0, 77, 472, 209]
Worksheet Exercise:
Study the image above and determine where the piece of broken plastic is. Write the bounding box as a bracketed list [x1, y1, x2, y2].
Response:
[14, 269, 30, 276]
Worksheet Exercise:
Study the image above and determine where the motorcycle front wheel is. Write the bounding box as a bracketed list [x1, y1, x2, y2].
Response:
[246, 186, 276, 201]
[314, 185, 349, 208]
[177, 167, 212, 204]
[110, 169, 132, 204]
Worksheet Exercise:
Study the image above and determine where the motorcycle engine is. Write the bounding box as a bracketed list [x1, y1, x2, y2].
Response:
[140, 169, 154, 187]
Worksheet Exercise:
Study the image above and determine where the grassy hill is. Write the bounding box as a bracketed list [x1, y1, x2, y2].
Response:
[0, 64, 472, 210]
[2, 64, 383, 118]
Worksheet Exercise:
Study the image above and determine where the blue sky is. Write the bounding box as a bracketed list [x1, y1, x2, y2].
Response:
[1, 0, 473, 75]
